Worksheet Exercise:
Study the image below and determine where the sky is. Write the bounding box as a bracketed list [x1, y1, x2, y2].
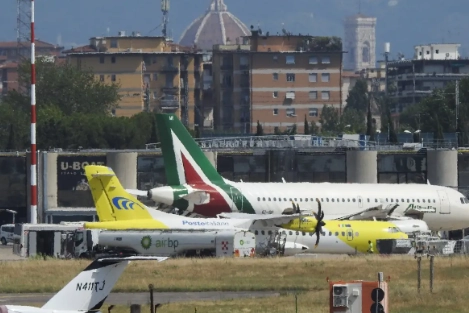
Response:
[0, 0, 468, 61]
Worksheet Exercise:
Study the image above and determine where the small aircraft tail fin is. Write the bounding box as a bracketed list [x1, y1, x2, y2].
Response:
[155, 113, 225, 185]
[84, 165, 153, 221]
[41, 256, 167, 311]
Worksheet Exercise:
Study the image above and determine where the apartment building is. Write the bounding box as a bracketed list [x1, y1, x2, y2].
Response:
[0, 40, 63, 95]
[387, 43, 469, 113]
[63, 32, 204, 127]
[212, 31, 344, 133]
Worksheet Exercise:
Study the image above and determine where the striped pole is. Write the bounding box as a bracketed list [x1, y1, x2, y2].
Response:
[30, 0, 37, 224]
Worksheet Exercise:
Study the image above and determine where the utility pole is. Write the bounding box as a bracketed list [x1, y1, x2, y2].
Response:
[455, 80, 460, 130]
[384, 42, 390, 97]
[456, 80, 460, 146]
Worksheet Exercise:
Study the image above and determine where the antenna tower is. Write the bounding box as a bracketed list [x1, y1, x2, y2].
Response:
[16, 0, 31, 62]
[161, 0, 170, 39]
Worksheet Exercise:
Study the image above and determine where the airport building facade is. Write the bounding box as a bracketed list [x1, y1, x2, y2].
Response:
[0, 146, 468, 226]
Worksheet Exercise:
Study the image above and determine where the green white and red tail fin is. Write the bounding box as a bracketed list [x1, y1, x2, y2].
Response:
[156, 114, 226, 186]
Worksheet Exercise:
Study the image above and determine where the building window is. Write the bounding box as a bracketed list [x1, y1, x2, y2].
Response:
[286, 55, 295, 64]
[273, 73, 278, 81]
[153, 91, 158, 99]
[286, 108, 296, 116]
[110, 39, 117, 48]
[111, 56, 116, 64]
[309, 56, 318, 64]
[321, 56, 330, 64]
[273, 109, 278, 115]
[99, 56, 105, 64]
[286, 73, 295, 82]
[436, 49, 439, 54]
[309, 91, 317, 99]
[111, 74, 116, 82]
[321, 73, 330, 82]
[273, 55, 278, 61]
[273, 91, 278, 98]
[240, 56, 248, 66]
[152, 57, 157, 64]
[309, 73, 317, 82]
[99, 75, 104, 82]
[309, 108, 318, 117]
[321, 91, 330, 100]
[153, 73, 158, 80]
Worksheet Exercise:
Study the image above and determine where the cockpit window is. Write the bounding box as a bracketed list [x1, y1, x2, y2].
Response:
[388, 227, 401, 233]
[460, 197, 469, 204]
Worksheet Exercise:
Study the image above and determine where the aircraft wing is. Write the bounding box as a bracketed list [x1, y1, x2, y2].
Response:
[327, 204, 401, 221]
[217, 212, 302, 227]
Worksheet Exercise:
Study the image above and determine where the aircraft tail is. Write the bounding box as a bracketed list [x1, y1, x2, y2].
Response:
[41, 256, 167, 311]
[84, 165, 153, 221]
[156, 113, 225, 186]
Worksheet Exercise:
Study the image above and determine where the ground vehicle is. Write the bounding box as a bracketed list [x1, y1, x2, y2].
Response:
[0, 224, 15, 245]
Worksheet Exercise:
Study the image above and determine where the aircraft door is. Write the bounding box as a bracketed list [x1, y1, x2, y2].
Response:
[358, 196, 363, 208]
[230, 187, 243, 212]
[437, 190, 450, 214]
[346, 229, 354, 241]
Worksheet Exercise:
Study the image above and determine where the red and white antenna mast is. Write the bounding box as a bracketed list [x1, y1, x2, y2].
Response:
[30, 0, 37, 224]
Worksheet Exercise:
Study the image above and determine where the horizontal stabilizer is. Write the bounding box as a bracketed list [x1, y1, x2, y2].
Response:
[97, 255, 169, 262]
[179, 190, 210, 205]
[126, 189, 148, 197]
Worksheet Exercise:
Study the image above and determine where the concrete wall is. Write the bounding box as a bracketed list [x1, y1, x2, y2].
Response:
[346, 150, 378, 183]
[204, 151, 217, 169]
[44, 153, 58, 210]
[106, 152, 138, 189]
[427, 150, 458, 187]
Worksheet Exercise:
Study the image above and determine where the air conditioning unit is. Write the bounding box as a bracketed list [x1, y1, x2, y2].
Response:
[332, 284, 349, 308]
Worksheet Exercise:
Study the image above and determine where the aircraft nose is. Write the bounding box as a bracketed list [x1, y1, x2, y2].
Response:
[148, 186, 174, 205]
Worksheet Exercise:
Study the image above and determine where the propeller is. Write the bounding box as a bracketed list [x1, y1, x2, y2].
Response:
[313, 198, 326, 248]
[289, 199, 326, 248]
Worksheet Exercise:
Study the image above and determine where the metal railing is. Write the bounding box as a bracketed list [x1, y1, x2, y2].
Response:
[144, 135, 459, 151]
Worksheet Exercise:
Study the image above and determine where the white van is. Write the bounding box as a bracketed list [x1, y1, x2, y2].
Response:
[0, 224, 15, 245]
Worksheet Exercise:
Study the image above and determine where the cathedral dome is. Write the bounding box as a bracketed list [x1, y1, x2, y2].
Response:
[178, 0, 251, 51]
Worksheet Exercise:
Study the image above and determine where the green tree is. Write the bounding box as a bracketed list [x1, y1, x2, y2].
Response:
[304, 115, 310, 134]
[256, 120, 264, 136]
[340, 108, 366, 134]
[289, 123, 297, 135]
[345, 79, 369, 113]
[310, 121, 319, 135]
[4, 57, 121, 115]
[319, 104, 340, 134]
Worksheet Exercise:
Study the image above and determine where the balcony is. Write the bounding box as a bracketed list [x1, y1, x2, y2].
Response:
[161, 64, 179, 72]
[161, 86, 179, 94]
[160, 99, 179, 109]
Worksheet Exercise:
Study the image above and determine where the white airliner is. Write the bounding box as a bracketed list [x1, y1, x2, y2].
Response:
[0, 256, 167, 313]
[83, 165, 422, 256]
[127, 113, 469, 232]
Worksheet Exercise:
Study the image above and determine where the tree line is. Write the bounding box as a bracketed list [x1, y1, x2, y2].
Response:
[0, 58, 166, 151]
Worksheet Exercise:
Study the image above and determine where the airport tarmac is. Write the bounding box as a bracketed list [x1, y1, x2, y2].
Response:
[0, 291, 280, 306]
[0, 245, 23, 261]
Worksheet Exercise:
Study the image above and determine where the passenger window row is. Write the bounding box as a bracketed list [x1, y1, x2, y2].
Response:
[256, 196, 437, 204]
[254, 230, 359, 237]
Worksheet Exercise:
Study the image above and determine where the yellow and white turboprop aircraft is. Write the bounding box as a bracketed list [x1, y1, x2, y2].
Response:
[84, 165, 411, 255]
